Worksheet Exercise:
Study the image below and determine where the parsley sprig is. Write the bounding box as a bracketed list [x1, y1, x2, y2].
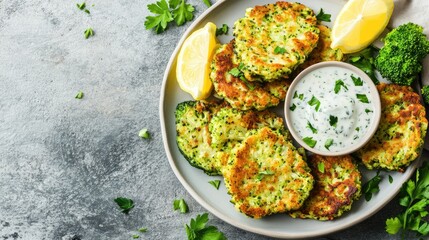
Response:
[145, 0, 195, 33]
[185, 213, 227, 240]
[386, 164, 429, 237]
[362, 170, 382, 201]
[114, 197, 135, 214]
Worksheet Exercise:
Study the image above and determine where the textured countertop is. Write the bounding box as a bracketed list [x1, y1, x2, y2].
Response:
[0, 0, 425, 239]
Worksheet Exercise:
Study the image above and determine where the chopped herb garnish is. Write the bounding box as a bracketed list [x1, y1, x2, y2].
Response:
[228, 68, 254, 90]
[138, 128, 150, 139]
[75, 91, 84, 99]
[334, 79, 348, 93]
[84, 9, 90, 14]
[173, 198, 189, 213]
[362, 170, 382, 201]
[355, 127, 360, 131]
[84, 28, 94, 39]
[145, 0, 195, 33]
[114, 197, 134, 214]
[138, 228, 148, 233]
[356, 94, 369, 103]
[351, 75, 363, 86]
[389, 175, 393, 184]
[185, 213, 226, 240]
[293, 91, 298, 99]
[318, 162, 325, 173]
[325, 138, 333, 150]
[256, 170, 274, 181]
[76, 2, 86, 10]
[316, 8, 331, 22]
[215, 24, 228, 36]
[228, 68, 241, 77]
[289, 103, 296, 111]
[274, 46, 286, 54]
[329, 115, 338, 127]
[208, 180, 221, 189]
[365, 108, 373, 114]
[307, 121, 318, 134]
[307, 95, 321, 111]
[298, 93, 304, 100]
[202, 0, 211, 7]
[303, 137, 317, 148]
[132, 235, 139, 239]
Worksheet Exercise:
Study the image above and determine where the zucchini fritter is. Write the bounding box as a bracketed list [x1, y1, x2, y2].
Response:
[357, 83, 428, 171]
[233, 1, 319, 82]
[175, 100, 227, 175]
[210, 41, 291, 110]
[223, 127, 314, 218]
[289, 154, 361, 220]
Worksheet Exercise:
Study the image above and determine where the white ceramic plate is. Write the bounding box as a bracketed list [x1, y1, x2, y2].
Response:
[159, 0, 419, 238]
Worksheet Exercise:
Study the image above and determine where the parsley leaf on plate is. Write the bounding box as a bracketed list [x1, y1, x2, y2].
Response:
[362, 170, 382, 201]
[208, 180, 221, 189]
[215, 24, 229, 36]
[185, 213, 227, 240]
[114, 197, 134, 214]
[316, 8, 331, 22]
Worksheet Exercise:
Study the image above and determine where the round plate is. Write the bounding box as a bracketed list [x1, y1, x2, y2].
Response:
[159, 0, 419, 238]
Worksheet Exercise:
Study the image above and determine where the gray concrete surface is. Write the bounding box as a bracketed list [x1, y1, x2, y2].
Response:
[0, 0, 422, 239]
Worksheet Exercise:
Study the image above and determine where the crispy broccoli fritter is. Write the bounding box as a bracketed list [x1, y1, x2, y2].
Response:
[374, 23, 429, 85]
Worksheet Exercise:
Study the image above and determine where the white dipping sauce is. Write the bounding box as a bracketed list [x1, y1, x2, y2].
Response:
[289, 66, 375, 152]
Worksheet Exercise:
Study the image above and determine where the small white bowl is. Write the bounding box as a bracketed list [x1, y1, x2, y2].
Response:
[284, 61, 381, 156]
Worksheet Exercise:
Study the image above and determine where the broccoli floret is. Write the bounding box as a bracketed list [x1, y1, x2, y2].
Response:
[421, 85, 429, 105]
[375, 22, 429, 85]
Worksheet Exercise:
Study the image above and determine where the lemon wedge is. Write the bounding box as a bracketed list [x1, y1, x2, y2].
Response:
[331, 0, 394, 54]
[176, 22, 218, 100]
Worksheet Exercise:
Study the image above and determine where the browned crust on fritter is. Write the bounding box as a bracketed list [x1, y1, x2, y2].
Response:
[210, 40, 291, 110]
[224, 127, 313, 218]
[357, 83, 428, 171]
[289, 154, 361, 220]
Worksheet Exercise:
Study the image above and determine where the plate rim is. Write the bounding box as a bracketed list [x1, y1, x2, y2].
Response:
[159, 0, 419, 238]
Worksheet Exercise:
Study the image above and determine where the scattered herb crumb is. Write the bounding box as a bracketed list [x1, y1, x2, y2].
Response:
[138, 227, 148, 233]
[324, 138, 333, 150]
[76, 2, 86, 10]
[356, 94, 369, 103]
[139, 128, 150, 139]
[84, 27, 94, 39]
[388, 175, 393, 184]
[185, 213, 227, 240]
[114, 197, 135, 214]
[316, 8, 331, 22]
[329, 115, 338, 127]
[303, 136, 317, 148]
[208, 180, 221, 189]
[318, 162, 325, 173]
[289, 103, 296, 111]
[174, 198, 189, 213]
[307, 121, 318, 134]
[75, 91, 84, 99]
[84, 9, 90, 14]
[132, 235, 139, 239]
[274, 46, 286, 54]
[202, 0, 211, 7]
[215, 24, 229, 36]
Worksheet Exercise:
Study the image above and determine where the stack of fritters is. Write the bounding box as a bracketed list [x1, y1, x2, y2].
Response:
[356, 83, 428, 171]
[210, 2, 343, 111]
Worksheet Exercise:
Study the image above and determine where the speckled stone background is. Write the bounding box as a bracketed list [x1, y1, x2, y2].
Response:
[0, 0, 426, 239]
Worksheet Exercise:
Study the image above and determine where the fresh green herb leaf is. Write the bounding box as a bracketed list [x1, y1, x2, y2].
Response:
[289, 103, 296, 111]
[293, 91, 298, 99]
[138, 128, 150, 139]
[208, 180, 221, 189]
[324, 138, 333, 150]
[316, 8, 331, 22]
[303, 137, 317, 148]
[365, 108, 373, 114]
[145, 0, 174, 33]
[274, 46, 286, 54]
[75, 91, 84, 99]
[363, 170, 382, 201]
[132, 234, 139, 239]
[185, 213, 227, 240]
[84, 9, 90, 14]
[389, 175, 393, 184]
[307, 121, 318, 134]
[351, 75, 363, 86]
[356, 94, 369, 103]
[202, 0, 211, 7]
[329, 115, 338, 127]
[256, 170, 274, 181]
[317, 162, 325, 173]
[138, 227, 148, 233]
[308, 95, 321, 111]
[173, 198, 189, 213]
[171, 0, 194, 26]
[298, 93, 304, 100]
[114, 197, 134, 214]
[84, 28, 94, 39]
[215, 24, 228, 36]
[347, 47, 380, 85]
[228, 68, 241, 77]
[355, 127, 360, 131]
[77, 2, 86, 10]
[334, 79, 348, 94]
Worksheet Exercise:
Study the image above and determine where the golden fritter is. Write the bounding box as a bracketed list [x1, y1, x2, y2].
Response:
[223, 127, 314, 218]
[233, 1, 319, 81]
[356, 83, 428, 171]
[289, 154, 362, 220]
[210, 40, 291, 110]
